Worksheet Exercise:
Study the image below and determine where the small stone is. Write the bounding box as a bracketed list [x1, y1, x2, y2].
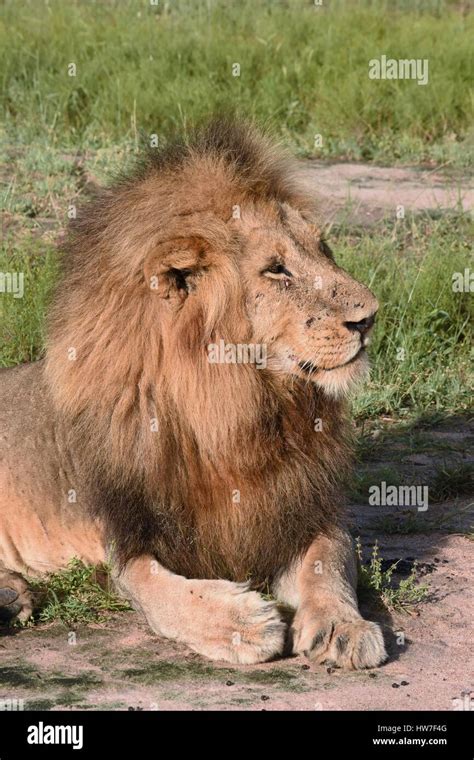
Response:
[401, 680, 409, 686]
[392, 683, 400, 688]
[326, 667, 335, 674]
[301, 664, 310, 670]
[226, 680, 234, 687]
[261, 695, 270, 701]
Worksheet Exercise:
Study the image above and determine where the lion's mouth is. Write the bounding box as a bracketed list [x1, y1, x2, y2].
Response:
[297, 348, 365, 375]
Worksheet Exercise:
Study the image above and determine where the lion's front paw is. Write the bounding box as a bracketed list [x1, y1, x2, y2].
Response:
[292, 606, 387, 669]
[181, 581, 286, 665]
[0, 571, 33, 623]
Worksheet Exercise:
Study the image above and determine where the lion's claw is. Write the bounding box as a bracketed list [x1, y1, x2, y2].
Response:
[292, 608, 387, 669]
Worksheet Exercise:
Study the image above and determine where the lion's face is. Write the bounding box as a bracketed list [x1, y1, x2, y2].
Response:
[235, 202, 378, 395]
[148, 199, 378, 397]
[144, 197, 377, 398]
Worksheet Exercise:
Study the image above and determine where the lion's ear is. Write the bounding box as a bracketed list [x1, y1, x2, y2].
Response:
[144, 237, 210, 300]
[144, 262, 195, 300]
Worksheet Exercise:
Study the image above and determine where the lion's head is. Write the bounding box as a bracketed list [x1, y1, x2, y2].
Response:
[142, 193, 378, 402]
[137, 128, 378, 402]
[45, 120, 378, 581]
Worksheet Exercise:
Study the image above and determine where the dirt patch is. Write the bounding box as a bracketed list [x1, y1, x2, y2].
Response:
[0, 525, 472, 710]
[300, 161, 473, 226]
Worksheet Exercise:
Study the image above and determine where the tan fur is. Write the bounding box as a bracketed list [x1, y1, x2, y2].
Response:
[0, 120, 386, 666]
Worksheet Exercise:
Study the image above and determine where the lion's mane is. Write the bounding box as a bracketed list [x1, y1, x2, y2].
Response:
[45, 119, 352, 584]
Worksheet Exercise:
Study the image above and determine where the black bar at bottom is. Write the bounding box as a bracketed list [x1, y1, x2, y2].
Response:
[0, 710, 471, 758]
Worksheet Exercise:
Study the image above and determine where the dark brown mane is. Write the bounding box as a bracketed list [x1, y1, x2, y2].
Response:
[139, 117, 298, 203]
[45, 118, 351, 585]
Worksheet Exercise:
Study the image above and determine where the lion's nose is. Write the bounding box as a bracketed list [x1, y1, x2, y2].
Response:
[344, 313, 376, 336]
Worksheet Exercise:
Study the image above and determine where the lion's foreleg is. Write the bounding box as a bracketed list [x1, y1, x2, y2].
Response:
[113, 555, 285, 664]
[273, 529, 387, 669]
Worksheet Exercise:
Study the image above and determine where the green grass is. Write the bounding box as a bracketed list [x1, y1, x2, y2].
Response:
[25, 559, 131, 627]
[373, 501, 474, 535]
[372, 513, 430, 535]
[356, 539, 430, 612]
[336, 215, 473, 421]
[351, 466, 402, 502]
[429, 463, 474, 502]
[0, 240, 59, 365]
[0, 0, 473, 165]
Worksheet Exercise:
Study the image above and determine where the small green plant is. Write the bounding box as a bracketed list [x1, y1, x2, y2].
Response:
[25, 559, 131, 627]
[356, 539, 429, 612]
[372, 513, 428, 535]
[430, 464, 474, 502]
[350, 467, 402, 502]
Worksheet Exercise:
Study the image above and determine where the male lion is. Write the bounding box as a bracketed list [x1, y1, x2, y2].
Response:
[0, 120, 387, 668]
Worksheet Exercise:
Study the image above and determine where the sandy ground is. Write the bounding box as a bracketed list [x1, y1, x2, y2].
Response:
[301, 160, 473, 226]
[0, 162, 472, 711]
[0, 528, 472, 711]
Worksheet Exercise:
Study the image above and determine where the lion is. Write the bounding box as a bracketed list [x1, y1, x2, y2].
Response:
[0, 119, 387, 668]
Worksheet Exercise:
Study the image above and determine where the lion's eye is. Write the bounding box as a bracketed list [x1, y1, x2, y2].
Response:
[263, 263, 292, 278]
